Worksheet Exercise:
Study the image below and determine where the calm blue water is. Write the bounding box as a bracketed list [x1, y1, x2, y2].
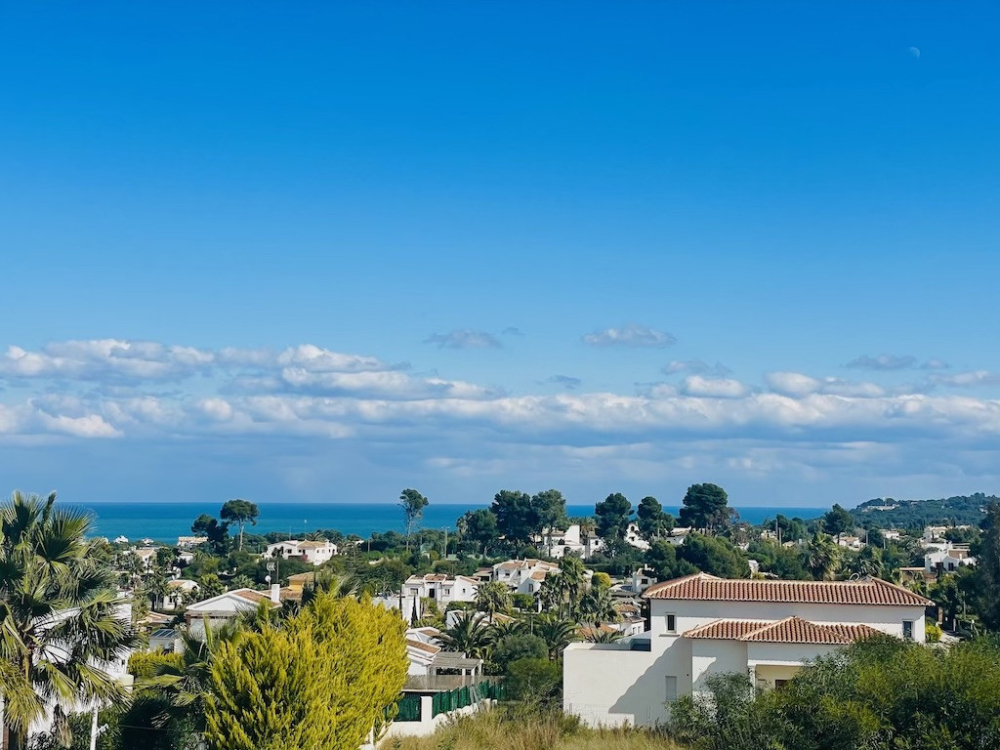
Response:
[71, 502, 826, 543]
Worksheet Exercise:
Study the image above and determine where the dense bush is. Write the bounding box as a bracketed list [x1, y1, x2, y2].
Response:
[668, 636, 1000, 750]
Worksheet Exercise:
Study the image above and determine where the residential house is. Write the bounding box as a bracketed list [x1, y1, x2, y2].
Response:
[130, 547, 159, 569]
[404, 574, 479, 608]
[536, 524, 606, 559]
[662, 527, 692, 547]
[625, 570, 656, 595]
[176, 535, 208, 548]
[835, 535, 865, 551]
[263, 539, 338, 566]
[492, 559, 560, 596]
[624, 523, 650, 551]
[155, 578, 199, 610]
[924, 544, 976, 575]
[184, 586, 282, 639]
[563, 572, 932, 728]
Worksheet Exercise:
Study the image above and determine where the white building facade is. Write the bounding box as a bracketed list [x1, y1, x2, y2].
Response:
[564, 573, 931, 728]
[404, 574, 479, 607]
[263, 539, 338, 566]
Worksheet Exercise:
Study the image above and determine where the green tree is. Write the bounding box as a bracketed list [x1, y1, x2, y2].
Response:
[645, 540, 698, 581]
[197, 573, 227, 600]
[475, 580, 512, 623]
[491, 490, 537, 547]
[533, 613, 578, 660]
[678, 483, 730, 533]
[678, 534, 751, 578]
[203, 592, 407, 750]
[636, 496, 674, 541]
[457, 508, 498, 556]
[822, 503, 855, 542]
[0, 492, 135, 750]
[977, 501, 1000, 630]
[220, 499, 259, 551]
[594, 493, 632, 552]
[399, 489, 429, 551]
[191, 513, 230, 554]
[804, 532, 841, 581]
[492, 633, 547, 671]
[531, 489, 568, 548]
[505, 658, 561, 702]
[436, 611, 493, 659]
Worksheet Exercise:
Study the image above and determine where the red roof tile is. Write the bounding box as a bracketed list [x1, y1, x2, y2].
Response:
[643, 573, 931, 607]
[684, 616, 885, 645]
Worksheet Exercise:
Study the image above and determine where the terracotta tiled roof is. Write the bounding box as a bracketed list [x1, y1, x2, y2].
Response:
[684, 616, 885, 645]
[529, 571, 547, 581]
[643, 573, 931, 607]
[232, 588, 273, 604]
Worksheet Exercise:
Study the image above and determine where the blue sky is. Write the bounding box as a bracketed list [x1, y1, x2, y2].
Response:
[1, 2, 998, 509]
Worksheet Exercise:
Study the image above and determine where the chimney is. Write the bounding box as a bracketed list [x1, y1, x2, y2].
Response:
[270, 583, 281, 604]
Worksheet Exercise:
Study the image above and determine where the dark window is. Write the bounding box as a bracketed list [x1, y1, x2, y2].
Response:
[666, 614, 677, 633]
[903, 620, 914, 640]
[774, 679, 789, 690]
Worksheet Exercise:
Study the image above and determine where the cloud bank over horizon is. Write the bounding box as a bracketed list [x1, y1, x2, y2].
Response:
[2, 338, 999, 508]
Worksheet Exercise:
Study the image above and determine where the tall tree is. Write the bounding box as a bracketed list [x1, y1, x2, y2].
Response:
[637, 496, 674, 541]
[678, 483, 730, 533]
[533, 613, 578, 660]
[594, 493, 633, 553]
[220, 499, 259, 551]
[398, 489, 429, 551]
[0, 492, 135, 750]
[491, 490, 538, 547]
[531, 489, 568, 549]
[457, 508, 498, 556]
[678, 534, 751, 578]
[822, 503, 854, 542]
[191, 513, 230, 554]
[976, 501, 1000, 630]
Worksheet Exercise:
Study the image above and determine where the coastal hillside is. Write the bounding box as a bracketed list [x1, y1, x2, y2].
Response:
[852, 493, 997, 528]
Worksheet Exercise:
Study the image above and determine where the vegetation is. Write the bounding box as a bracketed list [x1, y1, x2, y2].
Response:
[399, 488, 429, 550]
[384, 708, 684, 750]
[0, 492, 135, 750]
[668, 636, 1000, 750]
[219, 498, 259, 551]
[852, 493, 996, 528]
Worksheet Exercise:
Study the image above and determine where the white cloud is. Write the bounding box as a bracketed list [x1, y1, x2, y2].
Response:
[6, 338, 1000, 505]
[582, 324, 676, 348]
[678, 376, 749, 399]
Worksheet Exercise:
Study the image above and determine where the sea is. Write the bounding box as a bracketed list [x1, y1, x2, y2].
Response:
[70, 502, 826, 543]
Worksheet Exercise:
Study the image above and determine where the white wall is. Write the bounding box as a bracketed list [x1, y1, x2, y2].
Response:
[564, 641, 686, 728]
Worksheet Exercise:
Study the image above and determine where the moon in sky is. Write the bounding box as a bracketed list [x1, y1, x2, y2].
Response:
[909, 46, 921, 58]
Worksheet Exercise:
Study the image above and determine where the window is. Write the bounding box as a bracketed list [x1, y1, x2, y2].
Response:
[665, 676, 678, 702]
[774, 679, 789, 690]
[666, 614, 677, 634]
[903, 620, 914, 641]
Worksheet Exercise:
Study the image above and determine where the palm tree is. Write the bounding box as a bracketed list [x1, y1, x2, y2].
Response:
[578, 586, 619, 627]
[558, 556, 587, 618]
[537, 572, 564, 615]
[435, 611, 493, 659]
[805, 533, 841, 581]
[585, 629, 624, 644]
[488, 616, 526, 642]
[475, 581, 511, 623]
[534, 613, 578, 660]
[0, 491, 136, 750]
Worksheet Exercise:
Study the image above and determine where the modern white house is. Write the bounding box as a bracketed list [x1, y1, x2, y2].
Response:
[492, 559, 560, 595]
[536, 524, 606, 559]
[263, 539, 338, 566]
[924, 544, 976, 575]
[404, 574, 479, 607]
[563, 572, 932, 728]
[176, 535, 208, 548]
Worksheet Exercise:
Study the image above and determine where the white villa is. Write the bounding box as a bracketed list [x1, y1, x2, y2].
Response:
[263, 539, 338, 566]
[563, 572, 932, 728]
[924, 544, 976, 575]
[184, 586, 282, 638]
[492, 559, 560, 595]
[154, 578, 199, 610]
[405, 574, 479, 607]
[536, 524, 605, 559]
